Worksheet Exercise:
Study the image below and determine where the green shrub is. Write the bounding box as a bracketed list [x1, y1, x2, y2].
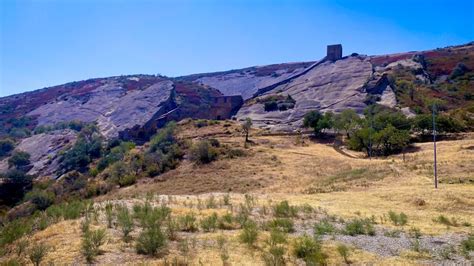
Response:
[433, 215, 462, 228]
[60, 124, 103, 172]
[0, 138, 15, 157]
[460, 234, 474, 258]
[0, 219, 32, 247]
[8, 151, 31, 168]
[82, 228, 107, 263]
[16, 238, 29, 256]
[29, 243, 48, 266]
[293, 235, 327, 265]
[200, 213, 218, 232]
[267, 218, 294, 233]
[136, 226, 167, 256]
[105, 203, 114, 228]
[134, 202, 171, 229]
[117, 206, 134, 242]
[24, 189, 55, 210]
[218, 213, 236, 230]
[0, 169, 33, 206]
[314, 219, 335, 236]
[118, 174, 137, 187]
[189, 140, 218, 164]
[388, 211, 408, 226]
[344, 218, 375, 236]
[337, 244, 351, 264]
[239, 220, 259, 247]
[262, 229, 287, 266]
[179, 213, 198, 232]
[273, 200, 298, 218]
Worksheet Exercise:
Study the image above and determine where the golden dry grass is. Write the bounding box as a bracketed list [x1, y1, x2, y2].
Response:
[2, 122, 473, 265]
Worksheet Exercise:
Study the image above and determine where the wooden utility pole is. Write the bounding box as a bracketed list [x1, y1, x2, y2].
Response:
[432, 104, 438, 189]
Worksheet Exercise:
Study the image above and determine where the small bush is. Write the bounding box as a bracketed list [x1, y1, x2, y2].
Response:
[134, 202, 171, 229]
[344, 218, 375, 236]
[239, 220, 259, 247]
[293, 235, 327, 265]
[262, 229, 287, 266]
[118, 174, 137, 187]
[267, 218, 294, 233]
[337, 244, 351, 264]
[408, 227, 422, 239]
[8, 151, 31, 168]
[200, 213, 218, 232]
[0, 138, 15, 157]
[460, 234, 474, 258]
[388, 211, 408, 226]
[29, 243, 48, 266]
[189, 140, 218, 164]
[314, 219, 335, 236]
[0, 219, 32, 247]
[179, 213, 198, 232]
[25, 189, 55, 210]
[273, 200, 298, 218]
[105, 203, 114, 228]
[82, 228, 107, 263]
[136, 226, 167, 256]
[117, 206, 134, 242]
[218, 213, 236, 230]
[433, 215, 459, 227]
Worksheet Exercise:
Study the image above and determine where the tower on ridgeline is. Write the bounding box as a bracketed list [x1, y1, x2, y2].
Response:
[327, 44, 342, 61]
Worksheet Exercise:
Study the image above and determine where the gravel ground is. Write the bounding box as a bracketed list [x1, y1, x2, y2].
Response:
[293, 220, 473, 264]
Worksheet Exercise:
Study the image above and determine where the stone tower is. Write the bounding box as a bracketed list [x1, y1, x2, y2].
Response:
[327, 44, 342, 61]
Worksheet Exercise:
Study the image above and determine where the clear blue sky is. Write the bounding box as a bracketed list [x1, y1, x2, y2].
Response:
[1, 0, 473, 97]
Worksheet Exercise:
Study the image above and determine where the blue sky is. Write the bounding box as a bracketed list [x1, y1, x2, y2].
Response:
[1, 0, 473, 97]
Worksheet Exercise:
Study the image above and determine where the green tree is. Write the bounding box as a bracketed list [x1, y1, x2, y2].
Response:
[333, 109, 360, 138]
[0, 139, 15, 157]
[8, 151, 31, 169]
[303, 111, 333, 136]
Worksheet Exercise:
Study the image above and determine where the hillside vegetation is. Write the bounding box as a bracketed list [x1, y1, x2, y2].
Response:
[1, 120, 473, 265]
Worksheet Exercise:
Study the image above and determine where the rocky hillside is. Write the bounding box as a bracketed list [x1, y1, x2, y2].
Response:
[0, 43, 473, 176]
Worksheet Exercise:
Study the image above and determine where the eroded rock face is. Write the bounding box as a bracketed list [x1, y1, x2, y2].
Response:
[0, 130, 77, 177]
[180, 62, 315, 100]
[236, 56, 374, 131]
[28, 80, 174, 139]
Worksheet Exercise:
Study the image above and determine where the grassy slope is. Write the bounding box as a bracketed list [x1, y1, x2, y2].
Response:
[3, 121, 472, 265]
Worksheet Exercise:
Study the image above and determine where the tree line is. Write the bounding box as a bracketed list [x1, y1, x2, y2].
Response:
[303, 104, 464, 156]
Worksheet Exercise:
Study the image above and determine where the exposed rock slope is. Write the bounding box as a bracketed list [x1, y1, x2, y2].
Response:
[235, 56, 374, 130]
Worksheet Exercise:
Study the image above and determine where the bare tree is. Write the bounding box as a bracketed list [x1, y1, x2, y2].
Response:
[242, 118, 253, 144]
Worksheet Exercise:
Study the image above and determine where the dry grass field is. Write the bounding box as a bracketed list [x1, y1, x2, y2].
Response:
[1, 121, 473, 265]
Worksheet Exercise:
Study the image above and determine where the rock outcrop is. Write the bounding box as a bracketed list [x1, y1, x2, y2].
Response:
[235, 56, 374, 131]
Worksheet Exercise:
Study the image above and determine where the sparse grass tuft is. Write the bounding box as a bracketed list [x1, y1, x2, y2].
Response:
[388, 211, 408, 226]
[179, 213, 198, 232]
[273, 200, 298, 218]
[267, 218, 294, 233]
